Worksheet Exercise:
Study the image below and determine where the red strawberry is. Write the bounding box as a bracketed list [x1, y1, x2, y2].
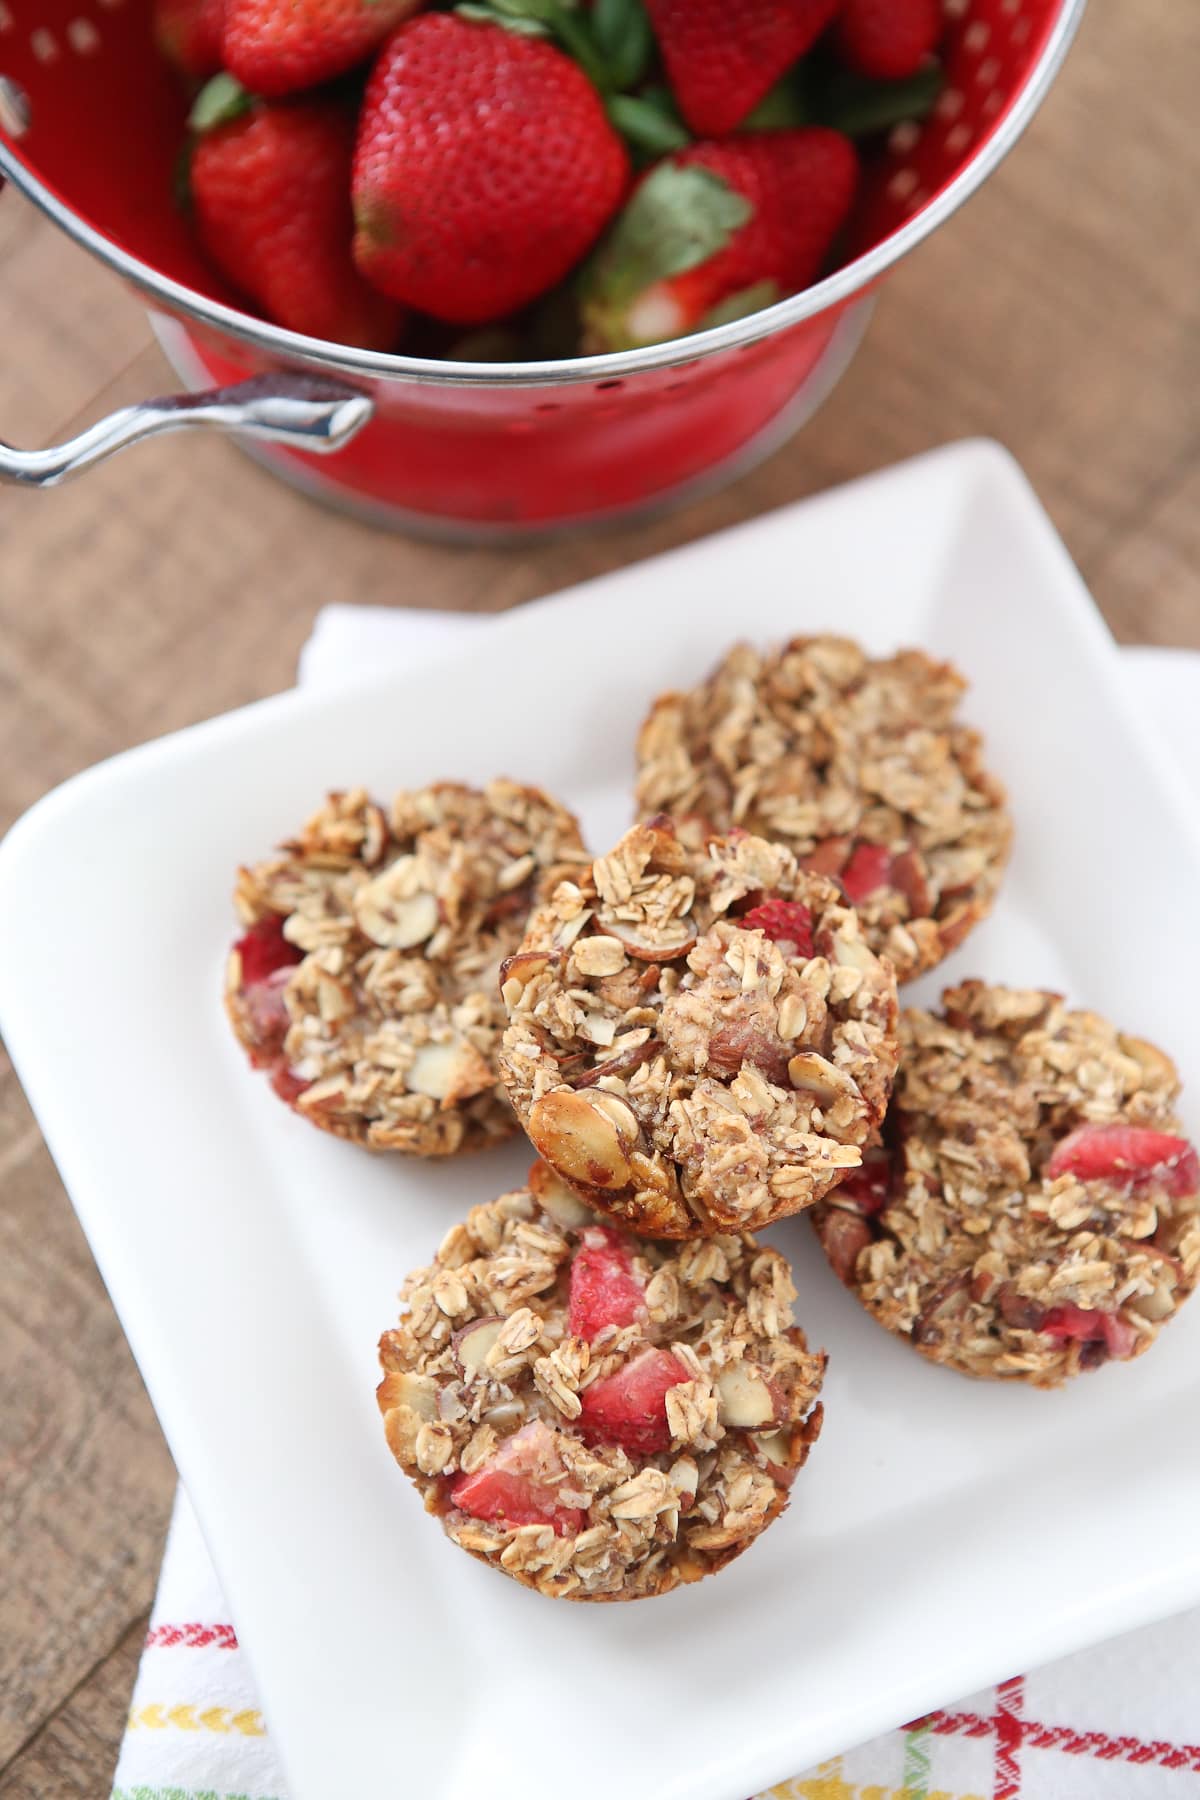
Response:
[449, 1421, 584, 1536]
[234, 914, 302, 987]
[581, 131, 857, 352]
[740, 897, 815, 957]
[644, 0, 841, 136]
[353, 16, 630, 326]
[831, 1155, 891, 1215]
[1046, 1125, 1199, 1199]
[837, 0, 943, 82]
[223, 0, 420, 97]
[840, 841, 894, 903]
[190, 78, 403, 349]
[1039, 1303, 1138, 1361]
[569, 1228, 647, 1342]
[576, 1348, 690, 1456]
[154, 0, 224, 78]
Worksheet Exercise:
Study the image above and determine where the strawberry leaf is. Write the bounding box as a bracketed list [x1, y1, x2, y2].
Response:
[591, 0, 654, 91]
[189, 71, 254, 133]
[454, 3, 553, 37]
[807, 60, 944, 135]
[606, 92, 690, 157]
[585, 164, 750, 304]
[740, 78, 810, 132]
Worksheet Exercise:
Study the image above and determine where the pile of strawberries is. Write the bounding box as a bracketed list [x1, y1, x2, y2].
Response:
[158, 0, 947, 357]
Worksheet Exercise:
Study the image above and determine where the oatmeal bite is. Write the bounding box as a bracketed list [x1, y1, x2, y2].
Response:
[497, 818, 900, 1237]
[225, 780, 587, 1154]
[634, 635, 1012, 983]
[377, 1162, 826, 1600]
[812, 981, 1200, 1387]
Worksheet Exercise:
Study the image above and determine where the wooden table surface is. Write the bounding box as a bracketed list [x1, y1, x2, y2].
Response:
[2, 2, 1199, 1791]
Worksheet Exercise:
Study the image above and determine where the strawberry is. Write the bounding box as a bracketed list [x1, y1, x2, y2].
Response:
[830, 1155, 891, 1215]
[154, 0, 225, 78]
[1046, 1125, 1199, 1199]
[569, 1227, 647, 1342]
[581, 131, 857, 352]
[576, 1348, 690, 1456]
[189, 78, 404, 349]
[353, 15, 630, 326]
[222, 0, 420, 97]
[839, 841, 893, 903]
[644, 0, 841, 136]
[740, 897, 815, 957]
[1039, 1303, 1139, 1361]
[449, 1421, 584, 1535]
[233, 914, 302, 987]
[837, 0, 943, 82]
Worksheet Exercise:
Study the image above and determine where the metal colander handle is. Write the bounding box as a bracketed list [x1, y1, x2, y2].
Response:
[0, 372, 373, 488]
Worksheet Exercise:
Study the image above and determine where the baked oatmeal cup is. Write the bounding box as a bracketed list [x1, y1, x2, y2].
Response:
[634, 635, 1012, 983]
[377, 1161, 826, 1600]
[225, 781, 587, 1154]
[812, 981, 1200, 1387]
[497, 818, 899, 1237]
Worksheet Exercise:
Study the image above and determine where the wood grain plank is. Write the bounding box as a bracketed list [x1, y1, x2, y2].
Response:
[0, 1617, 147, 1800]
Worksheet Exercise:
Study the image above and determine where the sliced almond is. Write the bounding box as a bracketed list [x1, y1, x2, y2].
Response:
[1118, 1034, 1177, 1086]
[528, 1160, 595, 1228]
[499, 950, 553, 1009]
[528, 1088, 633, 1189]
[601, 914, 697, 961]
[587, 1089, 640, 1139]
[777, 993, 808, 1041]
[454, 1317, 504, 1376]
[832, 933, 878, 972]
[716, 1363, 776, 1429]
[754, 1429, 792, 1468]
[378, 1370, 438, 1420]
[407, 1040, 493, 1105]
[354, 881, 438, 950]
[787, 1051, 859, 1104]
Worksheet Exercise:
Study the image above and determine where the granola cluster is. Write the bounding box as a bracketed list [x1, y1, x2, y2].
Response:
[497, 818, 900, 1237]
[377, 1163, 825, 1600]
[812, 982, 1200, 1387]
[634, 636, 1012, 983]
[226, 781, 587, 1154]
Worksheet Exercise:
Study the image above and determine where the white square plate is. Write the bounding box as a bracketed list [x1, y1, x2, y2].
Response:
[3, 441, 1199, 1800]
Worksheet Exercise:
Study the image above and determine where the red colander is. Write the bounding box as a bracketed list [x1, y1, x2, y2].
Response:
[0, 0, 1086, 536]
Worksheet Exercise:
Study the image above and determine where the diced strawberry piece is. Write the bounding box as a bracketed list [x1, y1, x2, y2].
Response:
[1040, 1302, 1138, 1361]
[840, 841, 894, 904]
[234, 915, 303, 987]
[1046, 1124, 1199, 1199]
[802, 836, 851, 876]
[243, 966, 295, 1044]
[740, 898, 814, 958]
[568, 1227, 647, 1342]
[449, 1421, 584, 1537]
[270, 1063, 311, 1106]
[576, 1348, 690, 1457]
[831, 1156, 891, 1215]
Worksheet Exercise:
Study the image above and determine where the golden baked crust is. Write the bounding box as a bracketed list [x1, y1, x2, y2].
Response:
[634, 635, 1012, 983]
[225, 780, 587, 1154]
[812, 981, 1200, 1386]
[377, 1164, 825, 1600]
[498, 817, 899, 1236]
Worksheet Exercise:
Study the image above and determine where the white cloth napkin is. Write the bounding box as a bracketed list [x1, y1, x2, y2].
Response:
[111, 611, 1200, 1800]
